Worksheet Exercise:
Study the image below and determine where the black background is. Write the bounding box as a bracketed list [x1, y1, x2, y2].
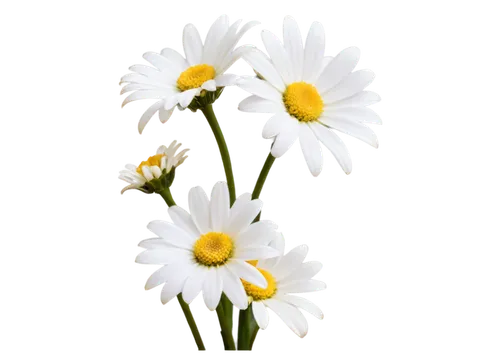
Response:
[98, 4, 408, 357]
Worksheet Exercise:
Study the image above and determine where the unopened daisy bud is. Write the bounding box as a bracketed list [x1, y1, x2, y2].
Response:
[119, 141, 188, 194]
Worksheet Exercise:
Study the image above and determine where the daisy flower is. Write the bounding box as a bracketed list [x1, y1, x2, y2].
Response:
[242, 234, 325, 337]
[120, 15, 259, 133]
[135, 182, 280, 310]
[238, 16, 382, 176]
[119, 141, 188, 194]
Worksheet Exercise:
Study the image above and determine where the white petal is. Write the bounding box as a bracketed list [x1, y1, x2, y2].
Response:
[238, 77, 283, 103]
[226, 200, 263, 236]
[229, 193, 252, 222]
[236, 220, 278, 248]
[242, 49, 285, 92]
[272, 245, 309, 281]
[151, 166, 162, 178]
[135, 248, 189, 265]
[326, 90, 381, 108]
[161, 273, 189, 304]
[203, 15, 230, 65]
[323, 106, 382, 125]
[122, 89, 171, 107]
[279, 279, 326, 294]
[261, 30, 293, 84]
[315, 47, 361, 94]
[168, 206, 200, 239]
[210, 182, 230, 232]
[221, 266, 248, 310]
[271, 118, 299, 158]
[323, 70, 375, 103]
[137, 100, 164, 134]
[160, 48, 189, 72]
[302, 22, 325, 83]
[217, 45, 255, 74]
[141, 166, 153, 181]
[264, 299, 308, 338]
[321, 116, 379, 148]
[142, 52, 174, 71]
[262, 112, 292, 139]
[214, 74, 239, 87]
[239, 95, 285, 114]
[159, 107, 174, 124]
[203, 268, 223, 310]
[227, 260, 267, 288]
[145, 266, 171, 290]
[278, 295, 324, 319]
[183, 24, 203, 66]
[281, 261, 323, 284]
[259, 233, 285, 270]
[216, 20, 260, 70]
[299, 124, 323, 177]
[235, 246, 280, 261]
[188, 187, 211, 234]
[310, 123, 352, 174]
[178, 88, 199, 108]
[129, 64, 160, 77]
[283, 16, 304, 82]
[252, 301, 269, 329]
[182, 266, 207, 304]
[138, 237, 173, 250]
[147, 220, 195, 249]
[201, 79, 216, 91]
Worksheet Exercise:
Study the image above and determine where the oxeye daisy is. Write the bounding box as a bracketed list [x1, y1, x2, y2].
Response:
[135, 182, 280, 310]
[118, 141, 188, 194]
[238, 16, 382, 176]
[120, 15, 259, 133]
[242, 234, 325, 338]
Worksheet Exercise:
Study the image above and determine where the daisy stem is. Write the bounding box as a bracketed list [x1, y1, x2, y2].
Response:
[158, 187, 206, 351]
[201, 104, 236, 205]
[252, 152, 276, 219]
[216, 303, 236, 350]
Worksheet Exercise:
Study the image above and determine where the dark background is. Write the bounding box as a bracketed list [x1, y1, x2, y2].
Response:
[98, 3, 411, 357]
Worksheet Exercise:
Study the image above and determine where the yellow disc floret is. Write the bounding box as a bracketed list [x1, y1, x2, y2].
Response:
[137, 154, 165, 176]
[283, 82, 324, 122]
[177, 64, 216, 91]
[194, 232, 233, 266]
[242, 268, 277, 301]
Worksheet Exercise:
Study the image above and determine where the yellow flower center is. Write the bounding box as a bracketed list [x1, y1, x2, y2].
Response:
[283, 82, 324, 122]
[242, 268, 277, 301]
[193, 232, 233, 266]
[136, 154, 165, 176]
[177, 64, 216, 91]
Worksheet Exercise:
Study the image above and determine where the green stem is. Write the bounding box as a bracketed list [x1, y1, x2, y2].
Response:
[201, 104, 236, 205]
[216, 303, 236, 350]
[252, 152, 276, 220]
[157, 188, 205, 351]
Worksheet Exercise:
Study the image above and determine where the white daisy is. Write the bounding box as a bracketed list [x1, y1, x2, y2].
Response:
[242, 234, 325, 338]
[119, 141, 188, 194]
[136, 182, 280, 310]
[238, 16, 382, 176]
[120, 15, 259, 133]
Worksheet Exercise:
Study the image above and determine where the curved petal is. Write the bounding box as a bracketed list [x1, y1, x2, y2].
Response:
[147, 221, 196, 249]
[279, 279, 326, 294]
[236, 220, 278, 248]
[321, 116, 379, 148]
[315, 47, 361, 94]
[271, 118, 299, 158]
[252, 301, 269, 329]
[239, 95, 285, 114]
[161, 273, 190, 304]
[272, 245, 309, 281]
[214, 74, 239, 87]
[168, 206, 200, 239]
[210, 182, 230, 232]
[226, 199, 263, 236]
[227, 259, 267, 288]
[229, 193, 252, 222]
[234, 246, 280, 261]
[264, 299, 308, 337]
[323, 70, 375, 103]
[238, 77, 283, 103]
[310, 123, 352, 174]
[302, 22, 325, 83]
[188, 186, 211, 234]
[283, 16, 304, 82]
[242, 49, 285, 92]
[280, 261, 323, 284]
[262, 112, 294, 139]
[158, 107, 174, 124]
[137, 100, 164, 134]
[323, 106, 382, 125]
[299, 124, 323, 177]
[262, 30, 293, 84]
[182, 266, 208, 304]
[135, 248, 190, 265]
[203, 15, 230, 65]
[183, 24, 203, 66]
[203, 268, 223, 311]
[326, 90, 381, 108]
[278, 295, 324, 319]
[221, 266, 248, 310]
[160, 48, 189, 72]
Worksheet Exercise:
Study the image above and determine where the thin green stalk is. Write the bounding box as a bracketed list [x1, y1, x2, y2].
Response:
[201, 104, 236, 205]
[157, 188, 206, 351]
[216, 303, 236, 350]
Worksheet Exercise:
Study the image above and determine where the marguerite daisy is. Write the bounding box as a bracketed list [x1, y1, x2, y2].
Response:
[242, 234, 325, 338]
[136, 182, 280, 310]
[119, 141, 188, 194]
[238, 16, 381, 176]
[120, 15, 259, 133]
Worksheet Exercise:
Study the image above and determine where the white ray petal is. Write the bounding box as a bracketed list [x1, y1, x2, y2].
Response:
[310, 123, 352, 174]
[299, 124, 323, 177]
[252, 301, 269, 329]
[264, 299, 308, 337]
[188, 187, 211, 234]
[283, 16, 304, 82]
[323, 70, 375, 103]
[320, 116, 379, 147]
[239, 95, 285, 114]
[302, 22, 325, 83]
[183, 24, 203, 66]
[243, 49, 285, 92]
[315, 47, 361, 94]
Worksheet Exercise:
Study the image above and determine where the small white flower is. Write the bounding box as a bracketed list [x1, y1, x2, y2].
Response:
[242, 234, 325, 338]
[238, 16, 382, 176]
[136, 182, 280, 310]
[120, 15, 259, 133]
[119, 141, 188, 194]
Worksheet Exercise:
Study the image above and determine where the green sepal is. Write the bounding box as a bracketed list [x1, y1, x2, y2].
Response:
[137, 167, 176, 194]
[187, 87, 224, 112]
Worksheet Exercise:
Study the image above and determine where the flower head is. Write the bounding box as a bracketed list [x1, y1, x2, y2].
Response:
[119, 141, 188, 194]
[135, 182, 281, 310]
[120, 15, 259, 133]
[238, 16, 381, 176]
